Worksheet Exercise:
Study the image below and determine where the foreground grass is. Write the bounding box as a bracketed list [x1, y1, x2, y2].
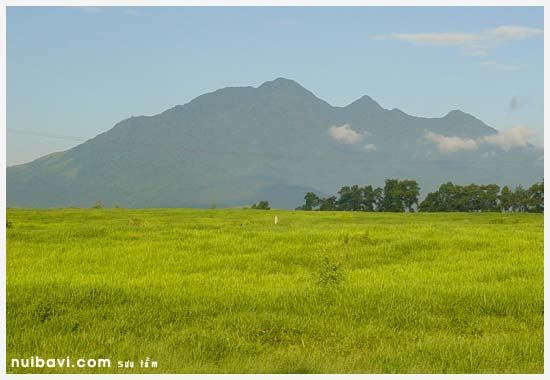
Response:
[6, 209, 543, 373]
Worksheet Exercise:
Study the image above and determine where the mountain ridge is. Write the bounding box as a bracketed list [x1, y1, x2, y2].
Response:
[7, 78, 542, 209]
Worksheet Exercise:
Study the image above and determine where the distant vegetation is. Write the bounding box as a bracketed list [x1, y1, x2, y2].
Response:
[297, 179, 544, 213]
[420, 181, 543, 213]
[91, 200, 104, 209]
[251, 200, 271, 210]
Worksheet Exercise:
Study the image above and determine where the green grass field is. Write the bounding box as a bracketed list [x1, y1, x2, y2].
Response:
[6, 209, 543, 373]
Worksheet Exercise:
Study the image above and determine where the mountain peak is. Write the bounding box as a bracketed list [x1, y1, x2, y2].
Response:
[258, 77, 305, 91]
[346, 95, 384, 111]
[441, 109, 496, 135]
[443, 109, 487, 124]
[257, 77, 329, 106]
[444, 109, 471, 119]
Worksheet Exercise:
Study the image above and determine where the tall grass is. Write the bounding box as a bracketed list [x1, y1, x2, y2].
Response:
[6, 209, 543, 373]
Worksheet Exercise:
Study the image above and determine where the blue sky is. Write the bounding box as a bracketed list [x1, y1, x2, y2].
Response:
[7, 6, 544, 165]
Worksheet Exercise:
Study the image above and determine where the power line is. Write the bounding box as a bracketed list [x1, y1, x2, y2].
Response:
[7, 128, 89, 142]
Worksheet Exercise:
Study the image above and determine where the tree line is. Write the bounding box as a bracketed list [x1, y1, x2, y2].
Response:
[296, 179, 543, 213]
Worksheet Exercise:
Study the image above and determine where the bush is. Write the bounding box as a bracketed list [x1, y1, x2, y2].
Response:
[32, 300, 55, 323]
[6, 220, 12, 229]
[92, 201, 104, 209]
[318, 256, 345, 286]
[251, 200, 270, 210]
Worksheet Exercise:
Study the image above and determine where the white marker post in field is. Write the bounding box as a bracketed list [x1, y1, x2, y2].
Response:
[274, 215, 278, 225]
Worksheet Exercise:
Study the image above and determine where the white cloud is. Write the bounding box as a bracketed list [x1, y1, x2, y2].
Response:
[393, 32, 476, 46]
[482, 126, 535, 151]
[425, 126, 537, 153]
[368, 35, 386, 41]
[480, 61, 519, 71]
[424, 130, 478, 153]
[328, 124, 365, 145]
[385, 25, 542, 55]
[364, 144, 377, 152]
[488, 25, 543, 41]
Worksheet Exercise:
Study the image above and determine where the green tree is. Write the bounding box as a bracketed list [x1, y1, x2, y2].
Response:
[499, 185, 514, 212]
[527, 180, 544, 213]
[337, 185, 363, 211]
[378, 179, 419, 212]
[362, 185, 378, 211]
[419, 182, 454, 212]
[479, 184, 500, 212]
[419, 190, 441, 212]
[336, 186, 352, 211]
[319, 196, 338, 211]
[373, 187, 383, 211]
[378, 179, 404, 212]
[463, 184, 481, 212]
[439, 182, 459, 211]
[512, 186, 529, 212]
[297, 192, 320, 211]
[401, 179, 420, 212]
[251, 200, 270, 210]
[419, 181, 540, 213]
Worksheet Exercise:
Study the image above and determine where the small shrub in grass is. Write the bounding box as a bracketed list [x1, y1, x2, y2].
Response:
[318, 256, 345, 286]
[356, 231, 374, 244]
[69, 321, 81, 333]
[343, 232, 375, 245]
[128, 218, 143, 227]
[32, 300, 55, 323]
[6, 220, 12, 229]
[489, 218, 520, 225]
[92, 201, 103, 209]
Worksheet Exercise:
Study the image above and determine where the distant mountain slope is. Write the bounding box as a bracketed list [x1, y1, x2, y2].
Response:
[7, 78, 543, 209]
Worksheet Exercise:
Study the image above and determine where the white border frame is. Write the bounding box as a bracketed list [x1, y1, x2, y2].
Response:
[0, 0, 550, 380]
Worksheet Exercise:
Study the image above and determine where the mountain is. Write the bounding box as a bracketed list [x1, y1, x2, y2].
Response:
[7, 78, 543, 209]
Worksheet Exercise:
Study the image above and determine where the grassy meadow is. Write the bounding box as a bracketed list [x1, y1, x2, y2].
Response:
[6, 208, 544, 373]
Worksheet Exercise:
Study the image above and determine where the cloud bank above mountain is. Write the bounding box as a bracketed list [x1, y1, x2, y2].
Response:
[425, 126, 537, 153]
[483, 126, 536, 151]
[424, 131, 478, 153]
